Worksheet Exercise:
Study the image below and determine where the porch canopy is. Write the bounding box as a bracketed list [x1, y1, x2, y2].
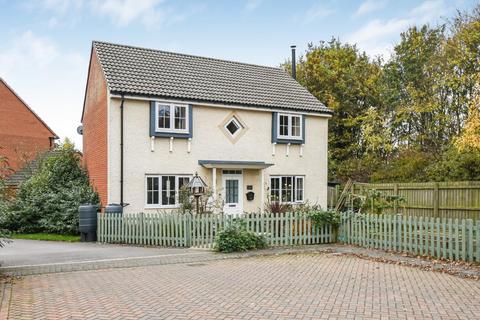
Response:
[198, 160, 274, 169]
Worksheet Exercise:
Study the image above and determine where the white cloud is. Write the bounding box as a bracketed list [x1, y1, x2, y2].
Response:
[0, 31, 86, 149]
[0, 30, 58, 75]
[354, 0, 388, 17]
[245, 0, 263, 11]
[303, 2, 334, 24]
[33, 0, 85, 15]
[346, 0, 448, 59]
[90, 0, 164, 26]
[347, 18, 410, 45]
[409, 0, 447, 24]
[28, 0, 199, 28]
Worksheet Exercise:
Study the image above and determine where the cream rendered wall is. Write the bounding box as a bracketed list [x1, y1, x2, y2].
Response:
[107, 98, 329, 214]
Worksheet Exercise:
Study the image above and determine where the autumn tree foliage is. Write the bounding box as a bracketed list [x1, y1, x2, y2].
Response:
[456, 77, 480, 151]
[284, 4, 480, 182]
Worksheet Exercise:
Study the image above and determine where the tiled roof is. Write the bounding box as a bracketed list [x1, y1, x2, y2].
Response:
[4, 150, 60, 188]
[92, 41, 331, 114]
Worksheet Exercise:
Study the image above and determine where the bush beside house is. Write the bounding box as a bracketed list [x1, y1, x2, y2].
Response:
[215, 220, 267, 253]
[1, 140, 99, 235]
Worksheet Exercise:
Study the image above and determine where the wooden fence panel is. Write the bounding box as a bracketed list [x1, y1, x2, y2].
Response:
[349, 181, 480, 220]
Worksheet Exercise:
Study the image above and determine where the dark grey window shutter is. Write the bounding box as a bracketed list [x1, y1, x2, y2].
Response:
[149, 101, 156, 136]
[302, 115, 306, 144]
[188, 104, 193, 138]
[271, 112, 278, 143]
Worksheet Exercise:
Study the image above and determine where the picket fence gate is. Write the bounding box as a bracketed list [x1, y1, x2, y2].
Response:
[97, 212, 335, 249]
[340, 213, 480, 262]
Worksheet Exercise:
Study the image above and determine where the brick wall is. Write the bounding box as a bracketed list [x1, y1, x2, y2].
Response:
[0, 80, 55, 174]
[82, 49, 108, 206]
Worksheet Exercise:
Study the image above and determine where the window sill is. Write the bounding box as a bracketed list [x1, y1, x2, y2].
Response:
[144, 205, 180, 209]
[269, 201, 304, 205]
[151, 131, 191, 139]
[274, 138, 304, 145]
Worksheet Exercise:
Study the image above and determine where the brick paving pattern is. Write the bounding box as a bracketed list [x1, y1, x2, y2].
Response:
[4, 254, 480, 319]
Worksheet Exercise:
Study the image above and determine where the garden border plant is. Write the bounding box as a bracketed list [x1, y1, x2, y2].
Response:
[214, 219, 268, 253]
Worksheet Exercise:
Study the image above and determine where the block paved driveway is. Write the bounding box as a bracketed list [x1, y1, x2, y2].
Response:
[3, 253, 480, 319]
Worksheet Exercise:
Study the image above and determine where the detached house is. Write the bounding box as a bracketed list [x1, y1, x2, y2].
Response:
[0, 78, 58, 180]
[81, 41, 331, 214]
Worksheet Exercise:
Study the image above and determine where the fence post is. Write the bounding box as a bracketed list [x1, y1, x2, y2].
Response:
[393, 183, 398, 215]
[433, 182, 439, 217]
[185, 214, 191, 247]
[97, 213, 101, 243]
[476, 220, 480, 262]
[467, 219, 473, 262]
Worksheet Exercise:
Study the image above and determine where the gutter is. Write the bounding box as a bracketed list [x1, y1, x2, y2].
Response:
[109, 93, 334, 117]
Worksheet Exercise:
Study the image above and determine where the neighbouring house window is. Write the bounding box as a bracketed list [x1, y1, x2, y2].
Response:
[155, 102, 189, 133]
[146, 175, 192, 207]
[270, 176, 304, 203]
[277, 113, 302, 140]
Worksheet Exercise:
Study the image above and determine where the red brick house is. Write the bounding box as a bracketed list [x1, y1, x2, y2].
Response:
[0, 78, 58, 176]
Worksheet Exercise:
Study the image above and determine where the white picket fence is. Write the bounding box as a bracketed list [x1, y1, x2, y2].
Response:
[97, 212, 335, 248]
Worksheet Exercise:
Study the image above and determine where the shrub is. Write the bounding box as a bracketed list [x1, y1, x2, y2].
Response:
[179, 186, 222, 214]
[0, 229, 11, 247]
[4, 140, 99, 235]
[215, 220, 267, 253]
[346, 189, 406, 215]
[0, 157, 13, 247]
[264, 200, 291, 215]
[307, 210, 340, 228]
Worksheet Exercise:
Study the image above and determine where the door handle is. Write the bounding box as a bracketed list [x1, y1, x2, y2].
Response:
[228, 204, 235, 207]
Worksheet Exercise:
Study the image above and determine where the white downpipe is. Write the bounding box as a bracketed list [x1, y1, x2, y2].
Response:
[260, 168, 265, 213]
[212, 168, 217, 200]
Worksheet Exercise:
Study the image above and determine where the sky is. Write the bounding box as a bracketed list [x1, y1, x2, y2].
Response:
[0, 0, 476, 149]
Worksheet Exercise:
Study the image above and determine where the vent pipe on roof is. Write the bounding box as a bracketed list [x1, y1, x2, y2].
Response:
[291, 45, 296, 80]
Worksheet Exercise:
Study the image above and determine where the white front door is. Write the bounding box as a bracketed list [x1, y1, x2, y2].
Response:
[222, 172, 243, 215]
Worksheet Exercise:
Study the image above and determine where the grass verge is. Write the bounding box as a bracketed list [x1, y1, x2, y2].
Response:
[11, 233, 80, 242]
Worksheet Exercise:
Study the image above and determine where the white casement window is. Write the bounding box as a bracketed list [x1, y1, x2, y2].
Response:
[146, 175, 191, 208]
[155, 102, 189, 133]
[270, 176, 304, 203]
[277, 113, 302, 140]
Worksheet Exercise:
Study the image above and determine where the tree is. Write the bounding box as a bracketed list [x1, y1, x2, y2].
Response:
[381, 25, 448, 153]
[455, 76, 480, 151]
[444, 7, 480, 136]
[283, 39, 385, 180]
[0, 155, 12, 246]
[6, 140, 99, 234]
[281, 4, 480, 183]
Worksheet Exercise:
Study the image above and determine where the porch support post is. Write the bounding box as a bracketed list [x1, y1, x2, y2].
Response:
[212, 167, 217, 200]
[260, 168, 265, 213]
